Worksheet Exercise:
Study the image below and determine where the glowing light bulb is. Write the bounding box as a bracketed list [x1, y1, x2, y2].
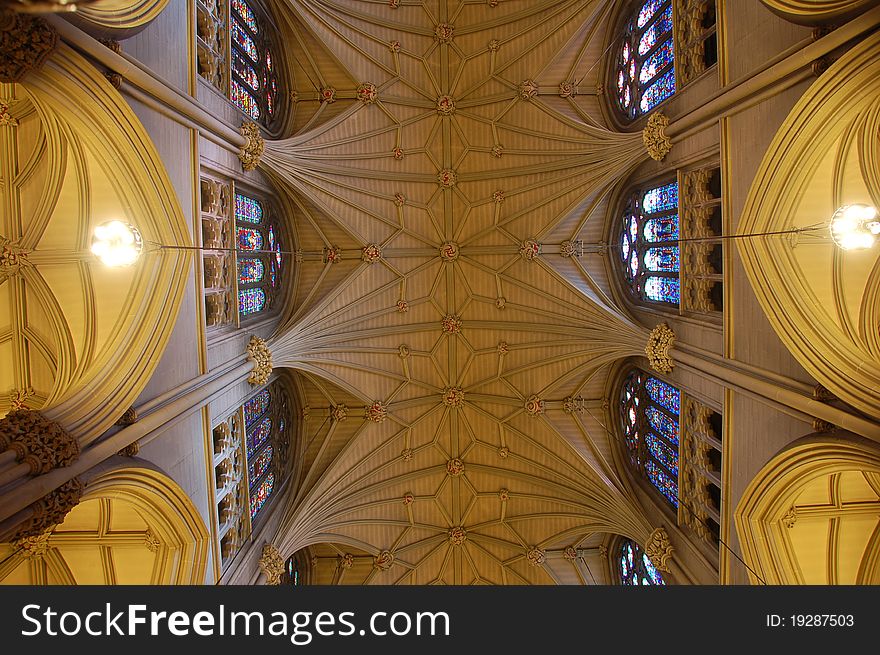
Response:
[91, 221, 143, 267]
[829, 204, 878, 250]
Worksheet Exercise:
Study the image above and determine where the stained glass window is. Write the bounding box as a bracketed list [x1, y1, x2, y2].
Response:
[239, 287, 266, 316]
[619, 369, 680, 507]
[238, 258, 265, 285]
[237, 227, 263, 251]
[235, 191, 282, 321]
[618, 539, 666, 585]
[244, 389, 271, 427]
[229, 0, 279, 125]
[614, 0, 675, 121]
[235, 193, 263, 224]
[249, 444, 273, 481]
[249, 472, 274, 520]
[247, 416, 272, 459]
[620, 180, 680, 306]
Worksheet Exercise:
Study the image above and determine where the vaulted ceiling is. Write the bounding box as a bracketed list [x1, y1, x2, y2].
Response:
[259, 0, 661, 584]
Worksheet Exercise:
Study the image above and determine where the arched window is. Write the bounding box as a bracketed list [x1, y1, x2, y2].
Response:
[284, 555, 301, 585]
[617, 538, 666, 585]
[618, 179, 681, 307]
[614, 0, 675, 121]
[620, 368, 680, 507]
[196, 0, 281, 127]
[235, 190, 284, 320]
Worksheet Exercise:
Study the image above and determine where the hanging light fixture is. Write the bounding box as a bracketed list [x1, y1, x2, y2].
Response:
[828, 204, 879, 251]
[90, 220, 144, 267]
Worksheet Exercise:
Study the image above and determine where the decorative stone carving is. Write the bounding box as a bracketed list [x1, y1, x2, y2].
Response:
[438, 168, 458, 188]
[398, 344, 410, 358]
[519, 239, 541, 261]
[439, 242, 460, 262]
[436, 95, 455, 115]
[446, 458, 465, 477]
[320, 87, 337, 103]
[0, 11, 58, 83]
[643, 112, 672, 162]
[441, 314, 462, 334]
[362, 243, 382, 263]
[675, 0, 711, 86]
[323, 245, 341, 264]
[498, 488, 510, 501]
[448, 527, 467, 546]
[0, 237, 31, 279]
[105, 72, 122, 89]
[0, 409, 80, 475]
[330, 404, 348, 421]
[497, 446, 510, 459]
[434, 23, 454, 44]
[389, 40, 401, 53]
[524, 395, 544, 417]
[403, 493, 414, 505]
[401, 448, 414, 462]
[115, 407, 138, 426]
[491, 144, 504, 158]
[396, 299, 409, 313]
[492, 189, 505, 203]
[563, 546, 578, 561]
[258, 543, 285, 585]
[388, 0, 399, 7]
[365, 400, 388, 423]
[645, 323, 675, 374]
[781, 506, 797, 528]
[812, 418, 836, 433]
[356, 82, 378, 104]
[442, 387, 465, 408]
[13, 478, 84, 540]
[497, 340, 509, 356]
[301, 405, 311, 420]
[117, 442, 140, 457]
[246, 336, 273, 385]
[558, 81, 577, 98]
[9, 387, 34, 410]
[495, 297, 506, 309]
[144, 529, 161, 553]
[238, 122, 264, 172]
[518, 79, 538, 100]
[0, 99, 18, 126]
[644, 527, 674, 572]
[374, 550, 394, 570]
[392, 146, 405, 160]
[340, 552, 354, 568]
[812, 384, 836, 402]
[393, 193, 406, 207]
[488, 0, 500, 6]
[488, 39, 500, 52]
[15, 530, 51, 558]
[598, 544, 608, 559]
[526, 547, 546, 566]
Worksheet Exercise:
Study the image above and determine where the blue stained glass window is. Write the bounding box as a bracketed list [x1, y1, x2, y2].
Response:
[642, 183, 678, 214]
[232, 80, 260, 120]
[233, 50, 260, 91]
[249, 444, 273, 482]
[644, 246, 679, 272]
[640, 68, 676, 113]
[646, 460, 678, 506]
[646, 406, 679, 444]
[239, 258, 265, 285]
[639, 39, 674, 84]
[244, 389, 270, 427]
[239, 288, 266, 316]
[235, 193, 263, 224]
[619, 539, 666, 585]
[232, 22, 258, 62]
[643, 215, 679, 242]
[646, 377, 680, 414]
[638, 5, 673, 56]
[238, 227, 263, 250]
[247, 416, 272, 459]
[249, 471, 274, 520]
[232, 0, 258, 33]
[620, 232, 631, 260]
[637, 0, 664, 28]
[646, 433, 678, 475]
[644, 276, 680, 303]
[268, 225, 282, 267]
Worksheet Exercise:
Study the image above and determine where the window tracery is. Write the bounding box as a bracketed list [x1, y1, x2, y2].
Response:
[617, 538, 666, 585]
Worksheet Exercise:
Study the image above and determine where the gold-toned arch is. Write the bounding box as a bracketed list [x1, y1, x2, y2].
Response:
[759, 0, 877, 26]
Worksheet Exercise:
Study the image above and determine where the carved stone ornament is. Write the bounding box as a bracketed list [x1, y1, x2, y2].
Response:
[498, 488, 510, 501]
[398, 344, 410, 358]
[644, 527, 674, 573]
[246, 335, 273, 385]
[781, 506, 798, 528]
[389, 40, 401, 54]
[439, 241, 460, 262]
[144, 529, 161, 553]
[401, 448, 414, 462]
[356, 82, 378, 104]
[340, 552, 354, 568]
[258, 543, 285, 585]
[497, 340, 509, 356]
[441, 314, 462, 334]
[526, 547, 546, 566]
[524, 395, 544, 417]
[238, 122, 265, 172]
[403, 493, 414, 505]
[436, 95, 455, 115]
[365, 400, 388, 423]
[0, 409, 80, 476]
[320, 87, 336, 104]
[488, 39, 500, 53]
[434, 22, 454, 44]
[374, 550, 394, 570]
[330, 404, 348, 421]
[645, 322, 675, 374]
[438, 168, 458, 188]
[558, 81, 576, 98]
[396, 299, 409, 313]
[563, 546, 578, 561]
[0, 99, 18, 127]
[0, 10, 58, 83]
[446, 458, 465, 477]
[448, 526, 467, 546]
[0, 237, 32, 279]
[117, 441, 140, 457]
[519, 239, 541, 261]
[12, 477, 84, 541]
[491, 144, 504, 158]
[442, 386, 465, 408]
[392, 146, 405, 160]
[492, 189, 505, 204]
[15, 530, 52, 559]
[323, 245, 341, 264]
[495, 297, 506, 309]
[497, 446, 510, 459]
[643, 112, 672, 162]
[559, 240, 577, 258]
[9, 387, 35, 410]
[393, 192, 406, 207]
[598, 543, 608, 559]
[362, 243, 382, 263]
[115, 406, 138, 426]
[518, 79, 538, 100]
